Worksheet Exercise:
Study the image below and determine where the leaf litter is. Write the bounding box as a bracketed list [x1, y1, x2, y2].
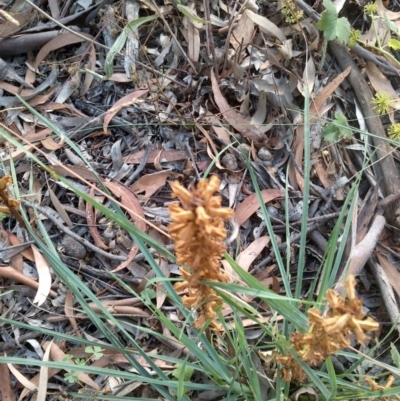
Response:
[1, 0, 400, 399]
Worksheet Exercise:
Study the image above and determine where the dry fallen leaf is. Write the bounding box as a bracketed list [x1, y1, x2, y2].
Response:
[236, 236, 270, 272]
[210, 68, 264, 142]
[123, 149, 188, 164]
[131, 170, 171, 198]
[234, 189, 283, 226]
[376, 252, 400, 298]
[0, 364, 15, 401]
[7, 362, 37, 393]
[103, 89, 149, 133]
[104, 181, 146, 272]
[35, 32, 94, 70]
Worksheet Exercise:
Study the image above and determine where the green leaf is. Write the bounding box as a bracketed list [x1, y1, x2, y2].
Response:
[384, 12, 399, 35]
[172, 364, 194, 381]
[105, 15, 158, 78]
[388, 37, 400, 50]
[322, 112, 352, 142]
[391, 343, 400, 368]
[63, 354, 73, 362]
[317, 0, 350, 44]
[177, 5, 207, 25]
[322, 123, 340, 142]
[335, 17, 351, 45]
[85, 346, 104, 358]
[64, 372, 79, 384]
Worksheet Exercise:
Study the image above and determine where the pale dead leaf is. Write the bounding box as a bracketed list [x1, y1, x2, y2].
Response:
[36, 340, 54, 401]
[236, 236, 270, 272]
[298, 56, 315, 96]
[153, 149, 163, 171]
[3, 145, 34, 162]
[131, 170, 171, 198]
[18, 367, 60, 401]
[234, 189, 283, 226]
[245, 9, 286, 42]
[230, 12, 255, 55]
[7, 362, 37, 392]
[32, 246, 52, 306]
[0, 81, 32, 96]
[48, 186, 73, 227]
[366, 61, 398, 97]
[213, 125, 232, 144]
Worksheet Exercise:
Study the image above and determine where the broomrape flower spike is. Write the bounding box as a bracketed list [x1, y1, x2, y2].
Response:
[365, 375, 400, 401]
[0, 175, 20, 214]
[275, 275, 379, 382]
[169, 176, 233, 331]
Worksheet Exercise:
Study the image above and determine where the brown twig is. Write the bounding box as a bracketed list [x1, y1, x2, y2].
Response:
[21, 200, 127, 262]
[0, 266, 57, 298]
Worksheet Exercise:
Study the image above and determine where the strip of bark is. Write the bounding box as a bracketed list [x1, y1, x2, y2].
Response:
[328, 42, 400, 229]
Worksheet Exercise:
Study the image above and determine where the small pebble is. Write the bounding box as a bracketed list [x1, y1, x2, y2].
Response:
[59, 235, 87, 259]
[258, 147, 273, 161]
[222, 153, 238, 170]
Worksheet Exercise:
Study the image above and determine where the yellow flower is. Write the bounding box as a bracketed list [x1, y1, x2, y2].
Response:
[388, 123, 400, 141]
[372, 92, 394, 115]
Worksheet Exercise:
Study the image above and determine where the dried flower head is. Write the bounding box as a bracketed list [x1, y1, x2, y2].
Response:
[275, 275, 379, 382]
[0, 175, 19, 214]
[365, 375, 400, 401]
[169, 176, 233, 330]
